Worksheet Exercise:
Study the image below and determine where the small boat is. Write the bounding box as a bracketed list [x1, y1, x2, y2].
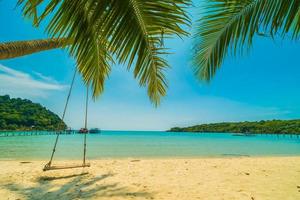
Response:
[244, 133, 256, 137]
[66, 127, 73, 134]
[232, 133, 256, 137]
[89, 128, 101, 134]
[78, 128, 89, 134]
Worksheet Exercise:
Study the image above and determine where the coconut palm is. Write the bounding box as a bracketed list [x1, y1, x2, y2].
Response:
[5, 0, 191, 105]
[194, 0, 300, 81]
[0, 38, 69, 60]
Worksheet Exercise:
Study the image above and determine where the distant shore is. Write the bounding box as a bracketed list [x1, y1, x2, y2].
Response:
[0, 157, 299, 199]
[169, 119, 300, 134]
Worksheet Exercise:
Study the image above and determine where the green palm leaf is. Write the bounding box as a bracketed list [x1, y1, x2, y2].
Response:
[194, 0, 300, 81]
[18, 0, 191, 105]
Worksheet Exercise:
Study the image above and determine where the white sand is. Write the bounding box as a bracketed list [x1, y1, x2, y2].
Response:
[0, 157, 300, 200]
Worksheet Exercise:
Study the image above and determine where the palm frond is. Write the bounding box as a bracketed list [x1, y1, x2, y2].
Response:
[194, 0, 300, 81]
[17, 0, 191, 105]
[106, 0, 190, 105]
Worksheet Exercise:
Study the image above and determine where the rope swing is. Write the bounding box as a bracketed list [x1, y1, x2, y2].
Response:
[43, 68, 90, 171]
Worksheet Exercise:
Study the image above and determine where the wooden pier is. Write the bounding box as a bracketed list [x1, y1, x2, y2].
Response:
[258, 133, 300, 139]
[0, 130, 77, 137]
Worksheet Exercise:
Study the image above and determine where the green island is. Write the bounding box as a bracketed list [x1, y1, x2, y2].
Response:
[0, 95, 66, 131]
[169, 119, 300, 134]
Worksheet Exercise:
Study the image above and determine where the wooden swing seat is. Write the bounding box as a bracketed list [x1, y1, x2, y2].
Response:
[43, 163, 90, 171]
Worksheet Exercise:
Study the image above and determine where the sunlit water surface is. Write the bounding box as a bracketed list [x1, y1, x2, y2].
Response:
[0, 131, 299, 160]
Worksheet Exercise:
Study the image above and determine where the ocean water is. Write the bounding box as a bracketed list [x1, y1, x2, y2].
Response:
[0, 131, 300, 160]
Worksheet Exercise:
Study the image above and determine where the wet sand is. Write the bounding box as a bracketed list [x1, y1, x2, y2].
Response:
[0, 157, 300, 200]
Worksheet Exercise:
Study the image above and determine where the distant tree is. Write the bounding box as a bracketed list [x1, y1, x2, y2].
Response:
[169, 119, 300, 134]
[0, 95, 66, 131]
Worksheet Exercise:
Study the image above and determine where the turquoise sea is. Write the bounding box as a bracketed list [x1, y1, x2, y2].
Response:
[0, 131, 300, 160]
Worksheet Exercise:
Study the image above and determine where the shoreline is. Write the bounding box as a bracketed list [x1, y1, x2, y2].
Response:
[1, 157, 300, 199]
[1, 154, 300, 161]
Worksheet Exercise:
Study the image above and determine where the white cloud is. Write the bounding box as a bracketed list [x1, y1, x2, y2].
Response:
[0, 65, 30, 79]
[0, 64, 68, 98]
[33, 71, 59, 84]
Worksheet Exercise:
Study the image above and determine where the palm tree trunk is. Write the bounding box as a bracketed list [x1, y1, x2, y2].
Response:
[0, 38, 70, 60]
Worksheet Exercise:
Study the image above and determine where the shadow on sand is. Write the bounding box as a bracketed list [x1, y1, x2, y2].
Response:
[2, 172, 153, 199]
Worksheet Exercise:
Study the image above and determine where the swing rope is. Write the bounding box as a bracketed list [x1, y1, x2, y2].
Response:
[43, 68, 90, 171]
[83, 85, 89, 166]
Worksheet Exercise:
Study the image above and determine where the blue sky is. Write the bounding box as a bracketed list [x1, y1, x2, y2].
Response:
[0, 1, 299, 130]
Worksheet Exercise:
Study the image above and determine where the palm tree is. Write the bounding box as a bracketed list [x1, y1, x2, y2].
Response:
[5, 0, 191, 105]
[194, 0, 300, 81]
[0, 38, 68, 60]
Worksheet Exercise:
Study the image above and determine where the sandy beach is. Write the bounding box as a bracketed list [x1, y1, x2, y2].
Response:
[0, 157, 299, 200]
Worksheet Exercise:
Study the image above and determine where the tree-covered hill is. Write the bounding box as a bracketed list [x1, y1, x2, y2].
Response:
[0, 95, 66, 131]
[169, 120, 300, 134]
